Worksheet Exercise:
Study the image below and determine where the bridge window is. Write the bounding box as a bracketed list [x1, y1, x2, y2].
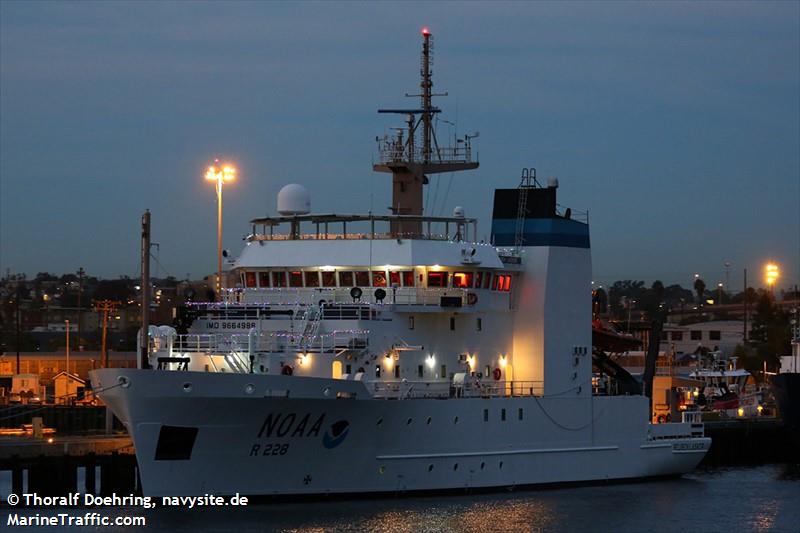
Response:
[428, 271, 448, 287]
[339, 271, 354, 286]
[372, 271, 387, 287]
[322, 271, 336, 287]
[258, 272, 270, 288]
[389, 271, 401, 286]
[305, 272, 320, 287]
[453, 272, 473, 288]
[402, 271, 415, 287]
[474, 272, 483, 288]
[289, 271, 303, 287]
[355, 271, 370, 286]
[245, 272, 257, 288]
[483, 273, 492, 289]
[272, 271, 287, 287]
[494, 275, 512, 292]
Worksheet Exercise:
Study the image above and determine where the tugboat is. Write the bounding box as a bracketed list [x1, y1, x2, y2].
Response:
[91, 30, 710, 497]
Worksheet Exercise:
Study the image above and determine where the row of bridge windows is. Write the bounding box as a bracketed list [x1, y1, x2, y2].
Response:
[240, 270, 513, 292]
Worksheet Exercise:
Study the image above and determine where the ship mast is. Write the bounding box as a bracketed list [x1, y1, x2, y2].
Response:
[374, 28, 479, 236]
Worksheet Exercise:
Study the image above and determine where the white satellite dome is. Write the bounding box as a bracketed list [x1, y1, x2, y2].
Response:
[547, 177, 559, 189]
[277, 184, 311, 215]
[453, 206, 465, 218]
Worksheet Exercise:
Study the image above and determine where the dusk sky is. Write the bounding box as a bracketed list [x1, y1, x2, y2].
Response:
[1, 1, 798, 291]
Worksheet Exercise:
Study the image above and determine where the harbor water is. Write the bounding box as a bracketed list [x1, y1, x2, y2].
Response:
[3, 464, 799, 532]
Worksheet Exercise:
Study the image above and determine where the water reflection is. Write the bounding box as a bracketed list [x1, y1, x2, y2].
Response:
[12, 466, 800, 533]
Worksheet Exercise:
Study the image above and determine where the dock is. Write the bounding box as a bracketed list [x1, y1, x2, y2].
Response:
[0, 435, 137, 496]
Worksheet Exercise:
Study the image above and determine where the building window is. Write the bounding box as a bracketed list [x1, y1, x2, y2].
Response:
[346, 364, 352, 374]
[418, 365, 423, 378]
[402, 271, 415, 287]
[272, 271, 287, 287]
[441, 365, 447, 379]
[339, 271, 354, 286]
[709, 330, 721, 341]
[501, 408, 506, 421]
[690, 330, 702, 341]
[671, 331, 683, 341]
[518, 408, 523, 420]
[450, 317, 455, 331]
[375, 365, 381, 378]
[258, 272, 270, 288]
[389, 271, 401, 287]
[476, 318, 482, 332]
[428, 271, 448, 287]
[483, 409, 489, 422]
[660, 331, 668, 341]
[474, 272, 483, 288]
[409, 316, 415, 330]
[321, 271, 336, 287]
[394, 365, 400, 378]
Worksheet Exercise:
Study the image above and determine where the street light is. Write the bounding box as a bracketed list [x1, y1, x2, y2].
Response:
[765, 262, 779, 292]
[205, 159, 236, 300]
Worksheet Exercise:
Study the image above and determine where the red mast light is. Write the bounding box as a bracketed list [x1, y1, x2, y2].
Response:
[421, 27, 431, 36]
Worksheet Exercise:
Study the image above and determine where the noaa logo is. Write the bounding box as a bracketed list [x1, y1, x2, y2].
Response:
[322, 420, 350, 449]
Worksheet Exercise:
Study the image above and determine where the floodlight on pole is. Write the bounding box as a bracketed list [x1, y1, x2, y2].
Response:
[205, 159, 236, 300]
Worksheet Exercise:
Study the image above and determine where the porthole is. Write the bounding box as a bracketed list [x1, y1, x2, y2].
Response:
[428, 464, 434, 472]
[377, 418, 383, 427]
[453, 416, 459, 424]
[406, 418, 413, 425]
[244, 384, 255, 395]
[453, 463, 459, 471]
[426, 416, 432, 425]
[379, 466, 386, 474]
[499, 461, 504, 470]
[182, 382, 192, 393]
[480, 462, 485, 470]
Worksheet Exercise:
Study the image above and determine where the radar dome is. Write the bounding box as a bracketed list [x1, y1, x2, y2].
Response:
[547, 177, 559, 189]
[453, 206, 465, 218]
[277, 184, 311, 215]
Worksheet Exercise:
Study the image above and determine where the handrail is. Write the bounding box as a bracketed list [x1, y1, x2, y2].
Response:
[372, 379, 544, 399]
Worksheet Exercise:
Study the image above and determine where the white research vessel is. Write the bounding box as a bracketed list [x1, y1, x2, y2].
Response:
[92, 30, 710, 497]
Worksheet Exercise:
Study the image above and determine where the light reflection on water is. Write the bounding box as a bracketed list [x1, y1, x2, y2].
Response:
[7, 465, 800, 533]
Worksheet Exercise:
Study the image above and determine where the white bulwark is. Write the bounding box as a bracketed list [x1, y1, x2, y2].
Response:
[92, 32, 709, 497]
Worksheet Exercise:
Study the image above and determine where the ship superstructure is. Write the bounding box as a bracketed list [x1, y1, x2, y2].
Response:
[91, 30, 710, 497]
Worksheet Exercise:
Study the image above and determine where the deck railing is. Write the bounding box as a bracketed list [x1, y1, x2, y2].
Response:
[372, 380, 544, 399]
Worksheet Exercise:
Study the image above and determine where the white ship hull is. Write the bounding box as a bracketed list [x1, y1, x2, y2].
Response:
[93, 368, 710, 497]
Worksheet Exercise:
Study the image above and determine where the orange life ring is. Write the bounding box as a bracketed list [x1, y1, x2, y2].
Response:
[467, 293, 478, 305]
[492, 367, 502, 381]
[281, 365, 294, 376]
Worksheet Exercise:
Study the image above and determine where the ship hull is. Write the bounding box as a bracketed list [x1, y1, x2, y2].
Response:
[92, 368, 710, 497]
